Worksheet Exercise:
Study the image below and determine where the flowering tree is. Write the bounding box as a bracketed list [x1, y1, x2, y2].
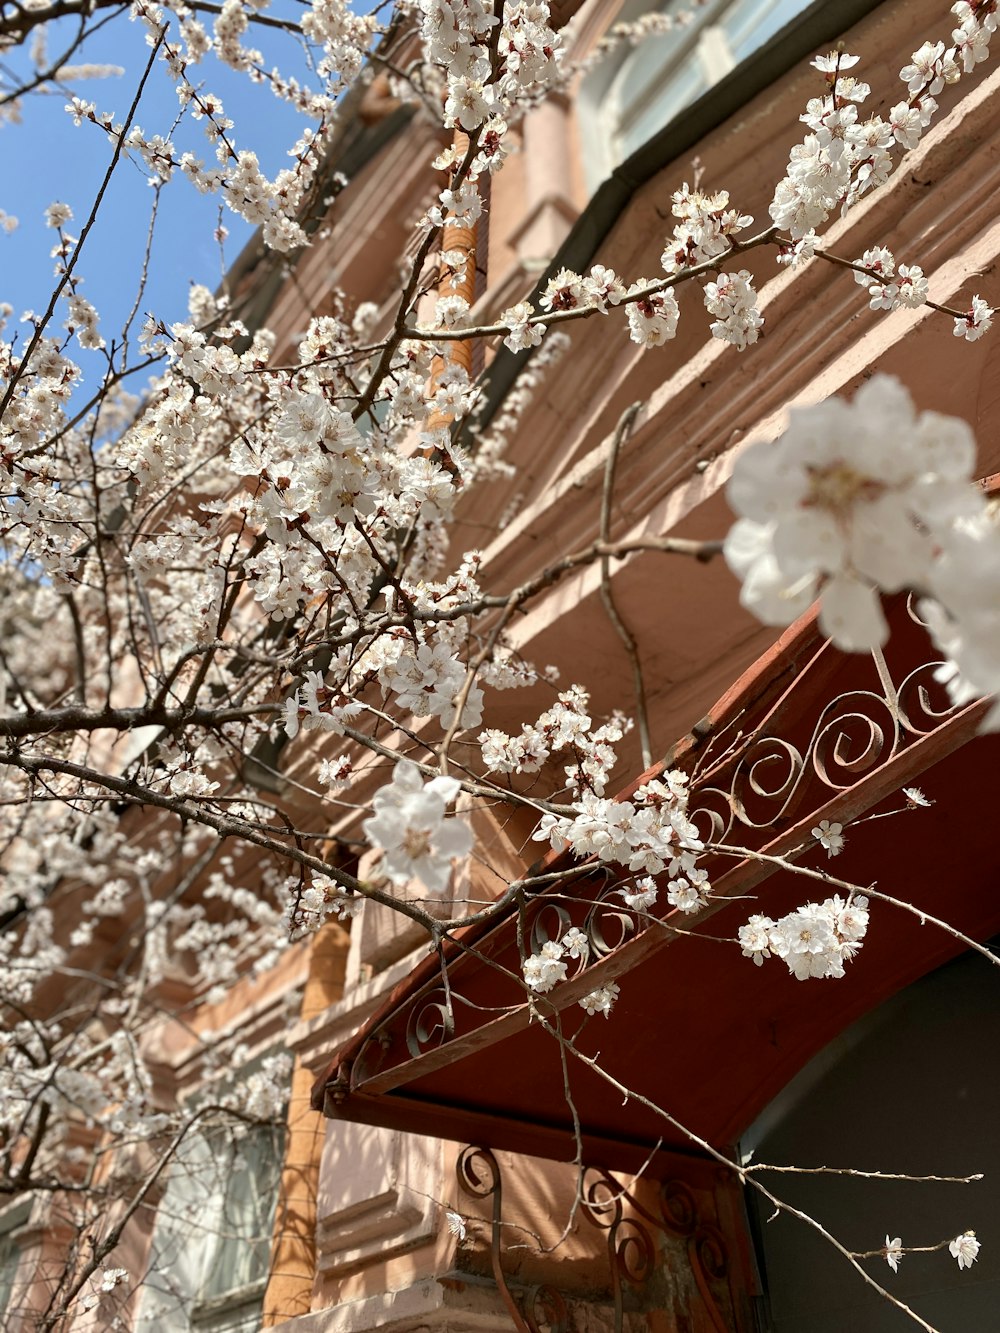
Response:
[1, 0, 999, 1326]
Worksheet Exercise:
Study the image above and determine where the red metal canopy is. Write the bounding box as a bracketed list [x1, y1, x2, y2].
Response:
[313, 591, 1000, 1174]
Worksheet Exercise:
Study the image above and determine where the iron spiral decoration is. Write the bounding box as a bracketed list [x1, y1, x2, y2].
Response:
[456, 1146, 567, 1333]
[455, 1154, 737, 1333]
[581, 1168, 657, 1327]
[659, 1180, 730, 1333]
[688, 647, 961, 842]
[404, 986, 454, 1058]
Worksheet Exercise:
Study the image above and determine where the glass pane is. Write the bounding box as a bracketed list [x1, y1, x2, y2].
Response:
[200, 1125, 284, 1301]
[0, 1232, 21, 1318]
[620, 63, 708, 160]
[134, 1118, 284, 1332]
[726, 0, 811, 62]
[135, 1133, 224, 1332]
[606, 0, 811, 172]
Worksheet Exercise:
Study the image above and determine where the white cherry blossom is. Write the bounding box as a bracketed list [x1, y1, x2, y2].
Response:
[812, 819, 845, 857]
[725, 375, 984, 651]
[739, 896, 869, 980]
[362, 760, 473, 893]
[579, 982, 620, 1017]
[949, 1230, 981, 1269]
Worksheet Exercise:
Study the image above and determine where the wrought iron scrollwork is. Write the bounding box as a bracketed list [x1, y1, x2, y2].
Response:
[401, 646, 963, 1068]
[523, 1284, 569, 1333]
[404, 986, 454, 1059]
[895, 659, 956, 734]
[688, 648, 960, 843]
[457, 1150, 735, 1333]
[528, 891, 639, 963]
[529, 903, 573, 954]
[456, 1145, 567, 1333]
[581, 1168, 656, 1331]
[583, 896, 638, 958]
[582, 1170, 732, 1333]
[659, 1180, 730, 1333]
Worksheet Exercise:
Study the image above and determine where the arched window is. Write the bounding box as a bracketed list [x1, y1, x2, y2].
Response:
[579, 0, 810, 192]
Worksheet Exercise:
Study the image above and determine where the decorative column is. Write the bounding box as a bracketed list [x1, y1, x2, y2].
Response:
[425, 129, 478, 452]
[509, 93, 578, 268]
[261, 921, 349, 1325]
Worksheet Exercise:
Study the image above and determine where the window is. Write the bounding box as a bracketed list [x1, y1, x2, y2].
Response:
[192, 1122, 284, 1331]
[136, 1117, 285, 1332]
[579, 0, 810, 191]
[0, 1201, 29, 1322]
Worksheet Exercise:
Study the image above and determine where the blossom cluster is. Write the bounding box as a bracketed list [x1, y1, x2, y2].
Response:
[661, 183, 753, 274]
[480, 686, 630, 792]
[66, 56, 331, 252]
[625, 282, 680, 349]
[703, 270, 763, 351]
[493, 184, 757, 354]
[420, 0, 562, 233]
[522, 925, 589, 993]
[380, 640, 484, 731]
[579, 981, 620, 1017]
[520, 924, 621, 1018]
[852, 246, 928, 312]
[283, 873, 364, 939]
[738, 895, 869, 980]
[771, 48, 917, 237]
[532, 772, 711, 913]
[520, 924, 621, 1017]
[770, 5, 997, 271]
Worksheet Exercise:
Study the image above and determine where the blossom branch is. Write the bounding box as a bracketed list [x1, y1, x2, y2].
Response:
[717, 842, 1000, 973]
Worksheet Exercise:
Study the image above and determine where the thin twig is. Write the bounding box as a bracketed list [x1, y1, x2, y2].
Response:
[0, 26, 165, 418]
[598, 401, 652, 769]
[746, 1163, 983, 1184]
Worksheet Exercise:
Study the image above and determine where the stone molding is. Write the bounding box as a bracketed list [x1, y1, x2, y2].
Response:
[314, 1121, 441, 1278]
[269, 1272, 537, 1331]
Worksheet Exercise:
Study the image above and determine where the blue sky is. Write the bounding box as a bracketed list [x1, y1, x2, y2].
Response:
[1, 6, 313, 392]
